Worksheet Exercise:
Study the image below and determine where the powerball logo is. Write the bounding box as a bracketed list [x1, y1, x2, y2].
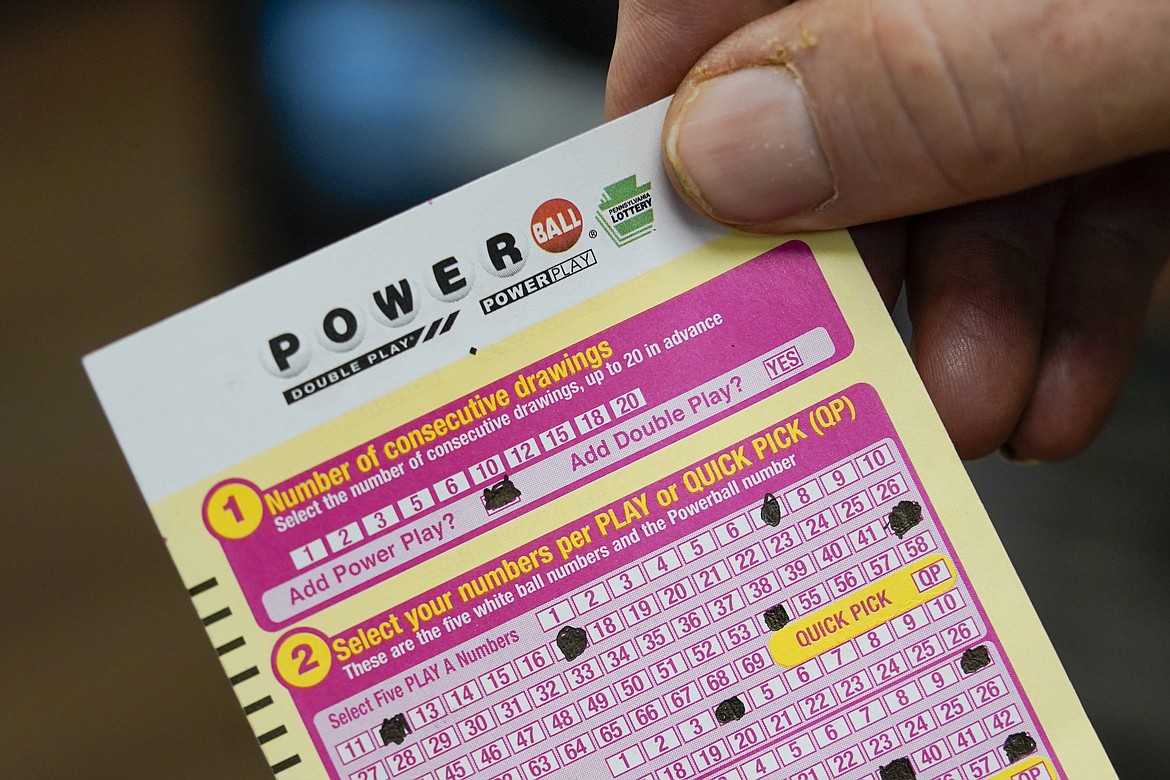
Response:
[597, 175, 653, 247]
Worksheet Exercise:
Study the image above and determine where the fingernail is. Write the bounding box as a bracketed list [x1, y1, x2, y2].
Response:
[667, 67, 834, 225]
[998, 443, 1040, 466]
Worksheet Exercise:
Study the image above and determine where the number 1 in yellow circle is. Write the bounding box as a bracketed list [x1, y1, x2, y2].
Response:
[204, 480, 265, 540]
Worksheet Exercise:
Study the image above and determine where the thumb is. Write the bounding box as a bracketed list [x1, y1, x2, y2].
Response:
[605, 0, 791, 120]
[663, 0, 1170, 230]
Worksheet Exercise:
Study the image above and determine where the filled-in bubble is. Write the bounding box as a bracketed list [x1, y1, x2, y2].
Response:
[886, 500, 922, 539]
[961, 645, 992, 674]
[761, 492, 783, 527]
[878, 757, 916, 780]
[379, 713, 412, 746]
[763, 603, 791, 631]
[714, 696, 746, 724]
[483, 475, 522, 510]
[556, 625, 589, 661]
[1004, 732, 1038, 762]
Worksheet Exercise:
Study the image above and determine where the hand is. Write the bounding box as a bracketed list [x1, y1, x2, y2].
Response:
[606, 0, 1170, 460]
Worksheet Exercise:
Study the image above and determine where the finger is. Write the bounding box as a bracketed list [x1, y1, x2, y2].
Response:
[605, 0, 789, 119]
[1006, 155, 1170, 460]
[905, 185, 1066, 459]
[849, 219, 908, 311]
[661, 0, 1170, 230]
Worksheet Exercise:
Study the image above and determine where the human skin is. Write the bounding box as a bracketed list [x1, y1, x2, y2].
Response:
[606, 0, 1170, 461]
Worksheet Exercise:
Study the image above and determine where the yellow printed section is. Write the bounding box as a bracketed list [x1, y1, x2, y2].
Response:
[770, 554, 958, 667]
[988, 757, 1059, 780]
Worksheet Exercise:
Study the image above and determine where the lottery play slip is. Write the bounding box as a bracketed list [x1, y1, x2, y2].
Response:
[86, 101, 1115, 780]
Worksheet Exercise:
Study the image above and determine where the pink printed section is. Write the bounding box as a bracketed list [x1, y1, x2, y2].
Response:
[280, 386, 1060, 780]
[294, 388, 879, 709]
[213, 241, 854, 630]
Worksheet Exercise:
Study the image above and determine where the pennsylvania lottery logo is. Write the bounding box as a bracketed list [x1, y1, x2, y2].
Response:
[597, 175, 653, 247]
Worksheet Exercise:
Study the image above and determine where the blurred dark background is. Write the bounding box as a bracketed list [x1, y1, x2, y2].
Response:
[0, 2, 1165, 778]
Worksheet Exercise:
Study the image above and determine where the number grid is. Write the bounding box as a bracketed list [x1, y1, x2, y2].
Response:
[322, 438, 1054, 780]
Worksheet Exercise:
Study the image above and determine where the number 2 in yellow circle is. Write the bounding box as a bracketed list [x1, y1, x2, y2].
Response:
[204, 480, 264, 540]
[275, 632, 331, 688]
